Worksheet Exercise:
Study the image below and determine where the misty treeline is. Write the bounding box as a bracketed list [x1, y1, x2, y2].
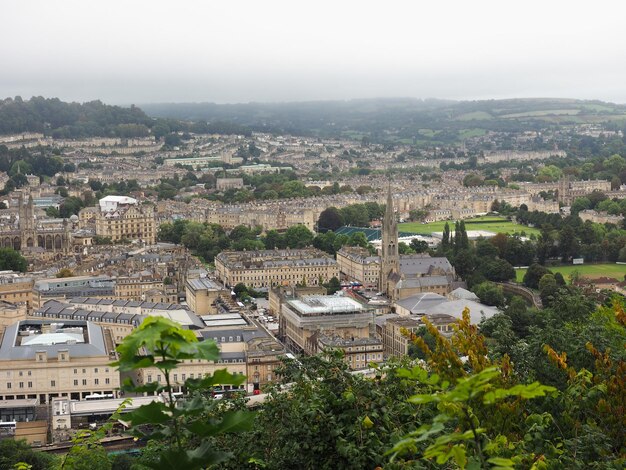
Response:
[0, 96, 251, 139]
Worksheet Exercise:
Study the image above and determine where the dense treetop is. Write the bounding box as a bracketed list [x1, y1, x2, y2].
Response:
[0, 97, 154, 138]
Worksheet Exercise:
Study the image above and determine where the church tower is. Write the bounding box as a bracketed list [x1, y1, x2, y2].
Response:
[379, 184, 400, 298]
[19, 191, 37, 249]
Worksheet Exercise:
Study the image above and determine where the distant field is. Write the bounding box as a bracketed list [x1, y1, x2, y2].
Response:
[581, 103, 615, 112]
[459, 128, 487, 139]
[341, 131, 367, 140]
[515, 264, 626, 283]
[399, 216, 540, 236]
[502, 109, 581, 118]
[457, 111, 493, 121]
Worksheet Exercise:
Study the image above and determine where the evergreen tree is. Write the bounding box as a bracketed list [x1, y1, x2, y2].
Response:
[453, 221, 461, 253]
[460, 220, 469, 249]
[442, 222, 450, 248]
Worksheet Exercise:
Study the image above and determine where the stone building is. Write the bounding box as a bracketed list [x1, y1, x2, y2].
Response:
[380, 316, 422, 358]
[0, 272, 34, 310]
[277, 292, 382, 369]
[0, 320, 120, 404]
[0, 190, 72, 252]
[215, 249, 339, 289]
[0, 301, 27, 337]
[93, 196, 156, 244]
[336, 246, 380, 288]
[185, 277, 229, 315]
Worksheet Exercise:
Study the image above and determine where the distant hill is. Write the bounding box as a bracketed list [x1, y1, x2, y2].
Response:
[0, 96, 153, 138]
[141, 97, 626, 143]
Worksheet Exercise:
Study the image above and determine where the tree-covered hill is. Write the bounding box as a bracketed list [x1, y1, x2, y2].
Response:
[141, 97, 626, 142]
[0, 96, 153, 138]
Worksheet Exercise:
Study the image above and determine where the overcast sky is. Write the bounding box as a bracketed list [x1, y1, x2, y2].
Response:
[2, 0, 626, 105]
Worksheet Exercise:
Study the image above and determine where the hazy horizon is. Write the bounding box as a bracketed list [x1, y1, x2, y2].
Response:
[3, 0, 626, 105]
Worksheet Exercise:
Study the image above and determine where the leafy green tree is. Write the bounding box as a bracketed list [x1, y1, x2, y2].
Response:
[0, 248, 27, 272]
[284, 225, 314, 248]
[61, 445, 111, 470]
[479, 258, 515, 282]
[347, 231, 368, 248]
[0, 439, 57, 470]
[474, 281, 505, 307]
[390, 309, 556, 469]
[112, 317, 252, 469]
[317, 207, 344, 232]
[409, 238, 429, 253]
[538, 273, 559, 306]
[325, 276, 341, 295]
[59, 196, 84, 218]
[217, 352, 421, 470]
[56, 268, 74, 278]
[263, 230, 286, 249]
[523, 263, 551, 289]
[442, 222, 451, 249]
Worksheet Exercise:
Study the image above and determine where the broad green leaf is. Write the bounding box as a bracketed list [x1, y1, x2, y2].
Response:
[488, 457, 514, 466]
[408, 393, 439, 404]
[126, 401, 172, 426]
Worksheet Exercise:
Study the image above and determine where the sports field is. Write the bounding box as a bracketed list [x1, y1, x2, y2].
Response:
[515, 264, 626, 283]
[399, 216, 540, 236]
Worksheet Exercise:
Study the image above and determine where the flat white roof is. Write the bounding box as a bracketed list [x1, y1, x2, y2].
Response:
[22, 332, 84, 346]
[288, 295, 365, 315]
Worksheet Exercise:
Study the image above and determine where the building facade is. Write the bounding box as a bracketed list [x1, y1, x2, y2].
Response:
[215, 249, 339, 289]
[94, 196, 156, 244]
[0, 320, 120, 404]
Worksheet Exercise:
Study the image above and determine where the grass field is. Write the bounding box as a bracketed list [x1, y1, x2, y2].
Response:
[399, 216, 540, 236]
[501, 109, 581, 118]
[515, 264, 626, 283]
[459, 128, 487, 139]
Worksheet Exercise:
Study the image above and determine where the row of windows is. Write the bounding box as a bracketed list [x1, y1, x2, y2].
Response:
[74, 368, 110, 374]
[211, 336, 242, 342]
[351, 354, 382, 361]
[147, 371, 245, 383]
[4, 377, 112, 389]
[73, 378, 110, 386]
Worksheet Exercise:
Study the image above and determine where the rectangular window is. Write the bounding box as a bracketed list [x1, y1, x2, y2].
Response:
[6, 382, 11, 389]
[27, 382, 32, 388]
[74, 380, 78, 386]
[82, 379, 87, 386]
[51, 380, 56, 387]
[147, 375, 152, 383]
[94, 379, 99, 385]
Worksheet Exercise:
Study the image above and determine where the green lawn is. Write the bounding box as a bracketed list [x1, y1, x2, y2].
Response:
[399, 216, 540, 236]
[501, 109, 581, 118]
[515, 264, 626, 283]
[459, 128, 487, 139]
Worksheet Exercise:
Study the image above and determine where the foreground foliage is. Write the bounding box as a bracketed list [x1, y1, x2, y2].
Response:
[111, 317, 254, 470]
